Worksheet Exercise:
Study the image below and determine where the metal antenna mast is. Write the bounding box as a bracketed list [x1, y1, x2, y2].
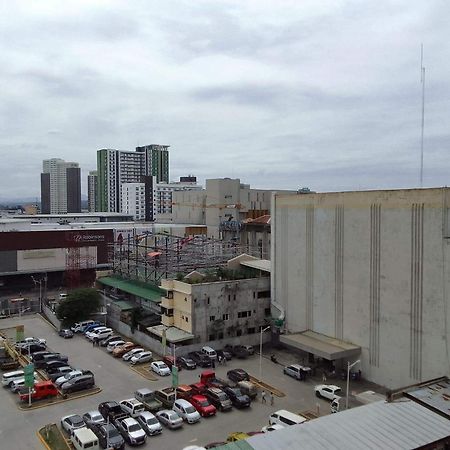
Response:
[420, 44, 425, 187]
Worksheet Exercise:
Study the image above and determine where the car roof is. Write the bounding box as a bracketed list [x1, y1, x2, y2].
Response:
[175, 398, 192, 406]
[138, 410, 156, 419]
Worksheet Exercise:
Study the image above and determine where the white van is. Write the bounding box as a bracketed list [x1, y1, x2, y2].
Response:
[71, 320, 96, 333]
[89, 328, 112, 341]
[201, 346, 217, 360]
[71, 427, 99, 450]
[269, 410, 308, 427]
[2, 369, 25, 387]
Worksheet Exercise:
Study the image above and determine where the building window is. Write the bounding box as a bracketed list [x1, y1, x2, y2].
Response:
[236, 329, 242, 337]
[237, 310, 252, 318]
[218, 332, 224, 339]
[209, 334, 216, 341]
[247, 328, 255, 334]
[253, 292, 256, 299]
[257, 290, 270, 298]
[222, 313, 229, 321]
[207, 297, 210, 305]
[264, 307, 271, 316]
[228, 295, 231, 301]
[185, 317, 189, 322]
[209, 315, 215, 322]
[233, 294, 236, 300]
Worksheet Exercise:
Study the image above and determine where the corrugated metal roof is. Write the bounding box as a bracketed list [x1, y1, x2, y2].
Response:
[240, 259, 271, 273]
[98, 276, 163, 303]
[211, 442, 254, 450]
[405, 378, 450, 419]
[246, 400, 450, 450]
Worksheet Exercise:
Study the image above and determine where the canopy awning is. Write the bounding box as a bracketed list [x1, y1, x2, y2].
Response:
[147, 325, 195, 343]
[280, 330, 360, 361]
[98, 276, 163, 303]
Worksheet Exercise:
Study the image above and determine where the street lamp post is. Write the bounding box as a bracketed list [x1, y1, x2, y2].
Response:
[346, 359, 360, 410]
[259, 325, 271, 381]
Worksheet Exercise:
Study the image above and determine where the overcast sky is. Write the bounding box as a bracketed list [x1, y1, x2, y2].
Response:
[1, 0, 449, 200]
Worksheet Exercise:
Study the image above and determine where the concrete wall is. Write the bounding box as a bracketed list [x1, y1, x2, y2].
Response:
[42, 304, 62, 329]
[272, 187, 450, 389]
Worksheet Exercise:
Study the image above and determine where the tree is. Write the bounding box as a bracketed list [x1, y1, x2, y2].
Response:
[56, 288, 101, 326]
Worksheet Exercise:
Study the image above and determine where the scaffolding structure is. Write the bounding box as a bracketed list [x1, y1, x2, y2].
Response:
[109, 231, 264, 284]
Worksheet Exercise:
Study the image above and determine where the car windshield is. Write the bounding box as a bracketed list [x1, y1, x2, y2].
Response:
[107, 427, 119, 438]
[146, 417, 159, 425]
[160, 363, 168, 369]
[185, 359, 194, 364]
[128, 424, 140, 432]
[185, 406, 196, 414]
[218, 394, 227, 401]
[199, 400, 209, 407]
[72, 416, 84, 426]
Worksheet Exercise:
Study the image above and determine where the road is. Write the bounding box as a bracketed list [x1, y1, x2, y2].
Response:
[0, 314, 361, 449]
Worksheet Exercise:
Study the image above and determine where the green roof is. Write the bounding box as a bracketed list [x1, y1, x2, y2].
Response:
[98, 277, 163, 303]
[112, 300, 135, 311]
[213, 442, 254, 450]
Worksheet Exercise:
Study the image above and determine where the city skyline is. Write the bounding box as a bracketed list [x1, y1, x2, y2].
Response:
[1, 1, 449, 200]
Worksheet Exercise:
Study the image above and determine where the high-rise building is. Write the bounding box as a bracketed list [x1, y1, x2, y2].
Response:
[97, 145, 170, 216]
[40, 158, 81, 214]
[87, 170, 98, 212]
[121, 182, 147, 221]
[135, 144, 170, 183]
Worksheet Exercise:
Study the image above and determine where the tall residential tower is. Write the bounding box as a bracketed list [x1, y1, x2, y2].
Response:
[40, 158, 81, 214]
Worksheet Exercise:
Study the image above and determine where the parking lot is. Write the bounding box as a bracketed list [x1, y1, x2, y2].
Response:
[0, 314, 365, 449]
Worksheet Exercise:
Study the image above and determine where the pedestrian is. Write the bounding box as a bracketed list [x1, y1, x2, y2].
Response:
[270, 391, 274, 406]
[218, 355, 223, 365]
[261, 390, 266, 404]
[92, 338, 95, 348]
[322, 371, 327, 383]
[212, 359, 215, 369]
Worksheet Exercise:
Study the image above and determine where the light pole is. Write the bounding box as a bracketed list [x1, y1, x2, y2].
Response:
[259, 325, 271, 381]
[31, 276, 44, 313]
[346, 359, 360, 410]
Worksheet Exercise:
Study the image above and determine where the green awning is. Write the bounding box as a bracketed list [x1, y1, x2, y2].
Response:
[98, 277, 163, 303]
[213, 442, 254, 450]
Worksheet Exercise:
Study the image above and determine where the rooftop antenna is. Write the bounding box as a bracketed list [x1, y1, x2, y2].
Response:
[420, 44, 425, 188]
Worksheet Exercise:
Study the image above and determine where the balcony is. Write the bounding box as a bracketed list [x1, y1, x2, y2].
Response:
[161, 297, 174, 309]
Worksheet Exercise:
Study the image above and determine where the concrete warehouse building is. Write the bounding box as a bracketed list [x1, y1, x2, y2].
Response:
[272, 187, 450, 389]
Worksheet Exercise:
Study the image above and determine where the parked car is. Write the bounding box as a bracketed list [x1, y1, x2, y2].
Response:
[10, 377, 38, 393]
[237, 380, 257, 400]
[18, 343, 46, 355]
[224, 345, 249, 359]
[100, 335, 122, 348]
[107, 340, 126, 353]
[150, 361, 171, 376]
[261, 424, 285, 433]
[205, 387, 233, 411]
[61, 374, 95, 394]
[58, 329, 74, 339]
[155, 388, 176, 408]
[61, 414, 85, 435]
[2, 369, 27, 387]
[189, 395, 217, 417]
[188, 351, 213, 368]
[130, 351, 152, 365]
[87, 328, 113, 342]
[216, 349, 233, 361]
[16, 337, 46, 348]
[123, 348, 144, 362]
[119, 398, 146, 417]
[18, 380, 58, 402]
[178, 356, 196, 370]
[156, 409, 183, 429]
[98, 401, 128, 423]
[71, 320, 98, 333]
[112, 342, 136, 358]
[314, 384, 342, 401]
[283, 364, 312, 381]
[115, 417, 147, 446]
[135, 411, 163, 436]
[82, 410, 105, 426]
[173, 399, 201, 424]
[43, 360, 70, 373]
[176, 385, 194, 401]
[35, 353, 69, 369]
[227, 369, 250, 383]
[56, 370, 93, 387]
[85, 326, 107, 338]
[47, 365, 74, 381]
[88, 422, 125, 450]
[222, 386, 251, 408]
[82, 323, 102, 334]
[30, 351, 52, 363]
[134, 388, 163, 413]
[163, 355, 183, 371]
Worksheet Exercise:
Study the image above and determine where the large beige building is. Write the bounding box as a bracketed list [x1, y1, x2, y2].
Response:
[272, 187, 450, 389]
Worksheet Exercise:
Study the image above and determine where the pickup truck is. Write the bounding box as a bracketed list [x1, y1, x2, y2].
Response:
[224, 345, 250, 359]
[199, 370, 230, 389]
[134, 388, 163, 413]
[115, 416, 147, 446]
[18, 381, 58, 402]
[155, 387, 176, 408]
[0, 358, 19, 371]
[98, 401, 129, 424]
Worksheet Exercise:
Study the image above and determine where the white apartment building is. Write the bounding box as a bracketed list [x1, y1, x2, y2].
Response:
[156, 180, 202, 216]
[272, 187, 450, 389]
[121, 183, 147, 221]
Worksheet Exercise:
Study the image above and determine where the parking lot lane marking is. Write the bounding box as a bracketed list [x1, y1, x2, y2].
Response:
[18, 386, 102, 411]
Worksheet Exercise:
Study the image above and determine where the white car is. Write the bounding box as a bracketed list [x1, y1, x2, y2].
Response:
[107, 340, 125, 352]
[314, 384, 342, 401]
[150, 361, 171, 376]
[130, 351, 153, 365]
[119, 398, 146, 417]
[123, 348, 144, 361]
[173, 399, 201, 424]
[60, 414, 85, 435]
[136, 411, 163, 436]
[55, 370, 83, 387]
[261, 424, 285, 433]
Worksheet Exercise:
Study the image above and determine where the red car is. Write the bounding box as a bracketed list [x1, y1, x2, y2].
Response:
[190, 382, 207, 396]
[190, 394, 217, 417]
